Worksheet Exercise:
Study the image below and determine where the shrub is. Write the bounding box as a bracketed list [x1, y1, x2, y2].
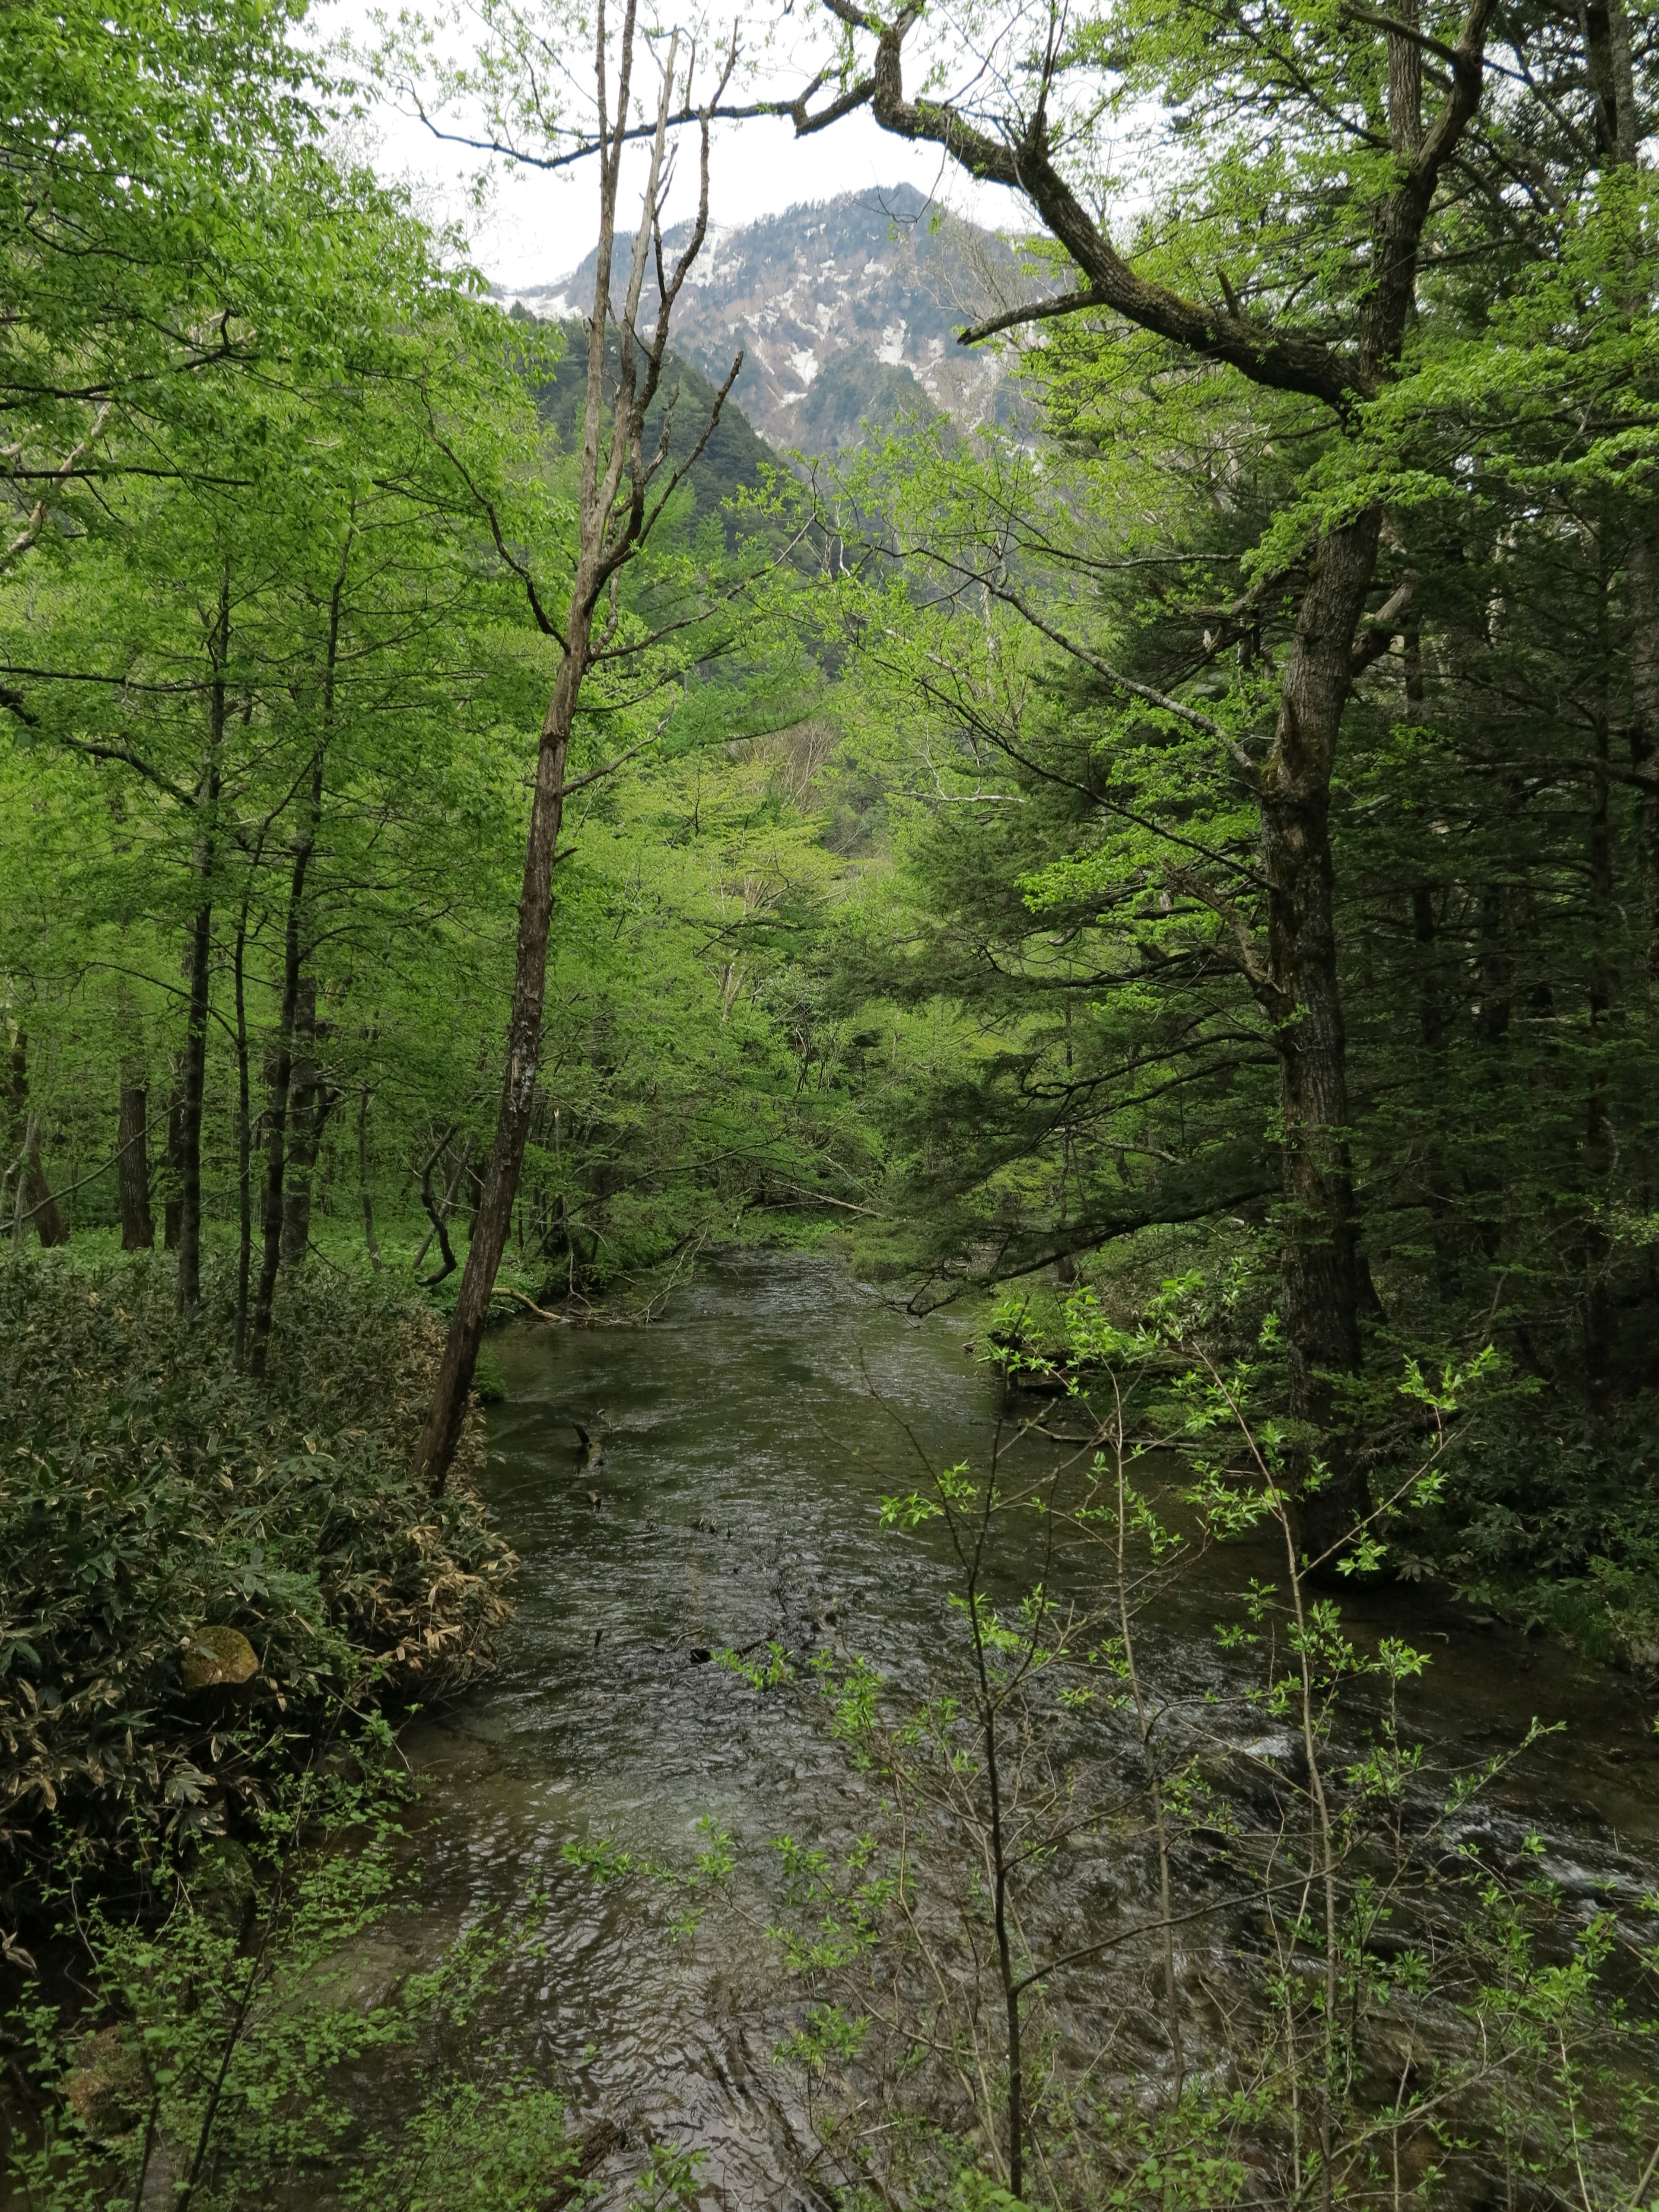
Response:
[0, 1253, 514, 1890]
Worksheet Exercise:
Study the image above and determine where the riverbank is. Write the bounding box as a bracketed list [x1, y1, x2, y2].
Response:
[0, 1251, 515, 1910]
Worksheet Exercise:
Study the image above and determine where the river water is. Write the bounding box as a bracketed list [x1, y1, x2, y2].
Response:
[398, 1252, 1659, 2208]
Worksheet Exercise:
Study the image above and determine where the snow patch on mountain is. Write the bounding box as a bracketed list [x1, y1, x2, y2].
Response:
[496, 181, 1048, 453]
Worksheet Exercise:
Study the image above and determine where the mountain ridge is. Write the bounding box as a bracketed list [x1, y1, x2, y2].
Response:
[499, 182, 1039, 454]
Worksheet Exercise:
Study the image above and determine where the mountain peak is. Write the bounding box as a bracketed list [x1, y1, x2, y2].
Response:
[499, 185, 1031, 453]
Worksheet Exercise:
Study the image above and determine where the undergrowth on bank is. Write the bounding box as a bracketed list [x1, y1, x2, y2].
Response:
[2, 1738, 651, 2212]
[0, 1253, 514, 1897]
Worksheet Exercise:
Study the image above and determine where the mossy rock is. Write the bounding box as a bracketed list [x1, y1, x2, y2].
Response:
[180, 1625, 258, 1691]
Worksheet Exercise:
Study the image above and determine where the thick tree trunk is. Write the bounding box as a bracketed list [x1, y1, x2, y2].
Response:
[411, 652, 582, 1488]
[279, 978, 319, 1266]
[1256, 511, 1380, 1558]
[14, 1120, 68, 1247]
[117, 1077, 154, 1249]
[1626, 531, 1659, 987]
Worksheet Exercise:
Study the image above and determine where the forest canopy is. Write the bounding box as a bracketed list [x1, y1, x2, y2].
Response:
[1, 0, 1656, 1657]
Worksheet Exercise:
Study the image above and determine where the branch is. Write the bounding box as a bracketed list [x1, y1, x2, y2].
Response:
[988, 581, 1257, 777]
[489, 1284, 568, 1323]
[1339, 3, 1466, 70]
[3, 403, 110, 570]
[956, 284, 1111, 349]
[1350, 573, 1417, 674]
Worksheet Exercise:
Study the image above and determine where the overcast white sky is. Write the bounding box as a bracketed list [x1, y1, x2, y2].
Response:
[318, 0, 1017, 293]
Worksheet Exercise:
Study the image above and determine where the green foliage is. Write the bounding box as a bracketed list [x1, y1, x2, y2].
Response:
[0, 1253, 512, 1879]
[6, 1759, 584, 2212]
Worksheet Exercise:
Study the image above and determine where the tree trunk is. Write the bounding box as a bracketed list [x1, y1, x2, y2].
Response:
[14, 1120, 68, 1247]
[4, 1033, 68, 1248]
[177, 573, 229, 1315]
[1626, 531, 1659, 988]
[1402, 631, 1457, 1304]
[1583, 637, 1616, 1382]
[279, 978, 319, 1266]
[357, 1084, 381, 1269]
[249, 762, 322, 1379]
[411, 655, 582, 1485]
[175, 891, 215, 1309]
[233, 902, 254, 1366]
[1256, 510, 1379, 1558]
[249, 538, 344, 1373]
[163, 1073, 185, 1250]
[117, 1077, 154, 1249]
[412, 22, 728, 1492]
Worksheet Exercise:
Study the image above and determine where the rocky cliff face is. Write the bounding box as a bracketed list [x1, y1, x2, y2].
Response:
[499, 182, 1030, 453]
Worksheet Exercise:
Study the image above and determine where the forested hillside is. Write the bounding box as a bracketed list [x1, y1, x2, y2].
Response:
[3, 0, 1658, 2203]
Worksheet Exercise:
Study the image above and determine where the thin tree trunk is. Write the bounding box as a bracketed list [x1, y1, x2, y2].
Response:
[175, 895, 215, 1307]
[116, 1077, 153, 1250]
[357, 1084, 381, 1270]
[409, 655, 578, 1476]
[249, 751, 323, 1378]
[1584, 622, 1616, 1381]
[279, 978, 319, 1265]
[233, 900, 253, 1366]
[115, 987, 154, 1251]
[1402, 629, 1457, 1303]
[413, 8, 734, 1491]
[177, 573, 230, 1314]
[1629, 530, 1659, 988]
[162, 1071, 185, 1251]
[248, 538, 344, 1373]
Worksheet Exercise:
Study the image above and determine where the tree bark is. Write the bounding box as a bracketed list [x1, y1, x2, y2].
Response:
[1259, 513, 1378, 1554]
[411, 660, 582, 1482]
[162, 1072, 185, 1250]
[249, 752, 323, 1378]
[357, 1084, 381, 1270]
[117, 1077, 154, 1249]
[1583, 599, 1617, 1382]
[233, 899, 254, 1365]
[175, 895, 214, 1306]
[248, 534, 343, 1374]
[176, 573, 230, 1314]
[279, 978, 320, 1265]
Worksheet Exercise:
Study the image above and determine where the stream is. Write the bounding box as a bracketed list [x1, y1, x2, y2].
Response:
[396, 1252, 1659, 2208]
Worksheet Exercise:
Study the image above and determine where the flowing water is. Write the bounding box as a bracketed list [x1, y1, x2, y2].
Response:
[395, 1252, 1659, 2207]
